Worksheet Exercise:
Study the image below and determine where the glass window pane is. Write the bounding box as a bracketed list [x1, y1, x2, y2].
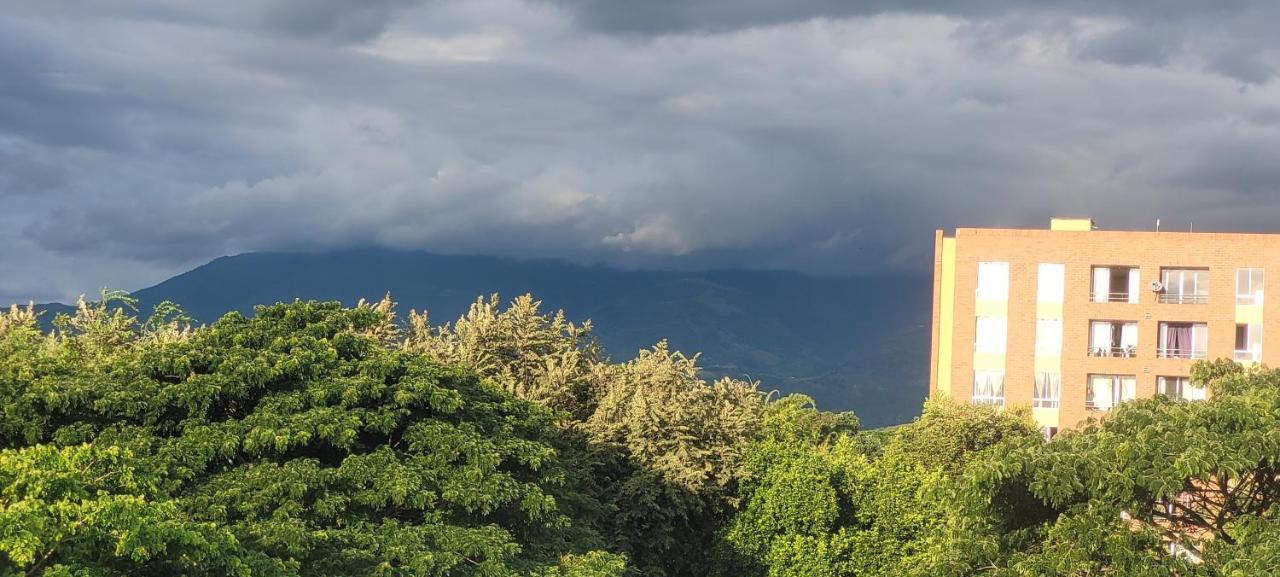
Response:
[1038, 263, 1065, 302]
[976, 317, 1007, 354]
[1036, 319, 1062, 354]
[978, 262, 1009, 300]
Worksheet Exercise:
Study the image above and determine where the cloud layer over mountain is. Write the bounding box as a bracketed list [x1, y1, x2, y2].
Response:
[3, 0, 1280, 302]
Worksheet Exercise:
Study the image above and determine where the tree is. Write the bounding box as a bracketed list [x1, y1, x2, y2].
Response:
[0, 298, 621, 576]
[406, 294, 764, 576]
[921, 359, 1280, 576]
[404, 294, 599, 418]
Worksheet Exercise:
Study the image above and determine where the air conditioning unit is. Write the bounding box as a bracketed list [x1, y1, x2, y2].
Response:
[1149, 281, 1165, 292]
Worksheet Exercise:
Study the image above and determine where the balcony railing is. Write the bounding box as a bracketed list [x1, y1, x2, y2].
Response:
[1088, 346, 1138, 358]
[1157, 347, 1208, 360]
[1032, 398, 1059, 409]
[1085, 400, 1111, 411]
[1158, 293, 1208, 304]
[970, 395, 1005, 407]
[1091, 291, 1134, 303]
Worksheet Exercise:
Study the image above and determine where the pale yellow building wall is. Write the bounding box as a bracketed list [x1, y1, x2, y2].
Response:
[936, 238, 956, 396]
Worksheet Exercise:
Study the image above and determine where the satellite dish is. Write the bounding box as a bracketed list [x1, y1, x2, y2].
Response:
[1149, 281, 1165, 292]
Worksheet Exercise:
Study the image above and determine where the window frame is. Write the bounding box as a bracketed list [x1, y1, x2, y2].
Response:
[975, 316, 1008, 354]
[1086, 374, 1136, 411]
[1160, 268, 1209, 304]
[971, 370, 1006, 406]
[1033, 371, 1061, 408]
[1236, 268, 1264, 306]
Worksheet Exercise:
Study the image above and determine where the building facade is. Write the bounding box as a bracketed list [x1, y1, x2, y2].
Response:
[930, 218, 1273, 434]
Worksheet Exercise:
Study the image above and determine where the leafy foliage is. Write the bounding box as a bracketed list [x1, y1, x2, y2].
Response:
[9, 290, 1280, 577]
[0, 297, 616, 576]
[409, 295, 764, 576]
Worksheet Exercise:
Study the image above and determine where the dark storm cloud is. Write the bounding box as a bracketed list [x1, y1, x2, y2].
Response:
[1, 0, 1280, 303]
[551, 0, 1280, 83]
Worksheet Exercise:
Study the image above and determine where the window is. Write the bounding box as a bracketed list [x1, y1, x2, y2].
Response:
[1235, 323, 1262, 361]
[977, 262, 1009, 300]
[1037, 263, 1065, 302]
[1157, 322, 1208, 359]
[1237, 268, 1264, 305]
[1035, 318, 1063, 355]
[1042, 426, 1059, 441]
[1033, 372, 1061, 408]
[1086, 374, 1136, 411]
[1157, 376, 1206, 401]
[1160, 268, 1209, 304]
[972, 371, 1005, 406]
[1088, 320, 1138, 357]
[1091, 266, 1139, 303]
[975, 316, 1007, 354]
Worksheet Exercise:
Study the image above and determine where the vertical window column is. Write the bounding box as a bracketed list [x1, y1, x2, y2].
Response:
[1236, 268, 1264, 364]
[972, 262, 1009, 406]
[1033, 264, 1064, 424]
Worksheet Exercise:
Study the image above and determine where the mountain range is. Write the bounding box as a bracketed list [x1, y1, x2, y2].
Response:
[36, 250, 932, 427]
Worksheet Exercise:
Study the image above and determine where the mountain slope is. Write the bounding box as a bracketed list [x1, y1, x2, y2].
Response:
[43, 250, 932, 426]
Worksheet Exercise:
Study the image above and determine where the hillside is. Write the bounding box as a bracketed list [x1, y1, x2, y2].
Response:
[38, 250, 931, 426]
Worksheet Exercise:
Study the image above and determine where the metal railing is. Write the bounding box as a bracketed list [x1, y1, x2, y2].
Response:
[1234, 349, 1261, 362]
[1088, 346, 1138, 358]
[970, 395, 1005, 407]
[1157, 347, 1208, 359]
[1091, 291, 1135, 303]
[1158, 293, 1208, 304]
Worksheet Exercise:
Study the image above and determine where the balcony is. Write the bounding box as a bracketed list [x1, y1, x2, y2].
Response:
[1157, 293, 1209, 305]
[1089, 320, 1137, 358]
[1086, 374, 1136, 411]
[1157, 322, 1208, 359]
[1091, 266, 1139, 304]
[1158, 268, 1208, 305]
[1088, 345, 1138, 358]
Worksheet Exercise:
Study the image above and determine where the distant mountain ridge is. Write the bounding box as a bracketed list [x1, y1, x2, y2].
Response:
[36, 249, 931, 427]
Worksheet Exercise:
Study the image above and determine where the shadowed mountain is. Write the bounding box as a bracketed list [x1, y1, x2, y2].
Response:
[38, 250, 931, 427]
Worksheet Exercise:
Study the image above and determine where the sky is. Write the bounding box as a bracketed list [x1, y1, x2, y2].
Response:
[3, 0, 1280, 304]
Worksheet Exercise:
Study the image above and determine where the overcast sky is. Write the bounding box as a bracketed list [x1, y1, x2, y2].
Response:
[3, 0, 1280, 303]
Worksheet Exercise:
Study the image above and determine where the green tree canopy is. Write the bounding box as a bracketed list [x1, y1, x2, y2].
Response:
[0, 298, 622, 576]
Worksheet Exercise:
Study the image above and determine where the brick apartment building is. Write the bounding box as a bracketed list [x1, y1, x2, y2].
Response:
[930, 217, 1273, 435]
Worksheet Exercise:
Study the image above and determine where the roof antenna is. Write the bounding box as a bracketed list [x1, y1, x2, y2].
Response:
[1190, 221, 1194, 233]
[1156, 218, 1161, 232]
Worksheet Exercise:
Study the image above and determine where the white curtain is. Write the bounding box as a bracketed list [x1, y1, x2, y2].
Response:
[1127, 268, 1141, 303]
[1193, 324, 1209, 356]
[1119, 377, 1136, 402]
[1088, 375, 1113, 409]
[1247, 323, 1263, 355]
[1090, 321, 1111, 352]
[1093, 267, 1110, 302]
[1185, 382, 1207, 401]
[973, 371, 1005, 402]
[1120, 323, 1138, 351]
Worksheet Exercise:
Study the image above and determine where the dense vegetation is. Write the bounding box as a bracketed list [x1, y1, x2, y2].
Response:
[3, 293, 1280, 576]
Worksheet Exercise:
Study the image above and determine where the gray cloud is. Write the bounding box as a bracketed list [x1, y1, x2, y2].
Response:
[2, 0, 1280, 303]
